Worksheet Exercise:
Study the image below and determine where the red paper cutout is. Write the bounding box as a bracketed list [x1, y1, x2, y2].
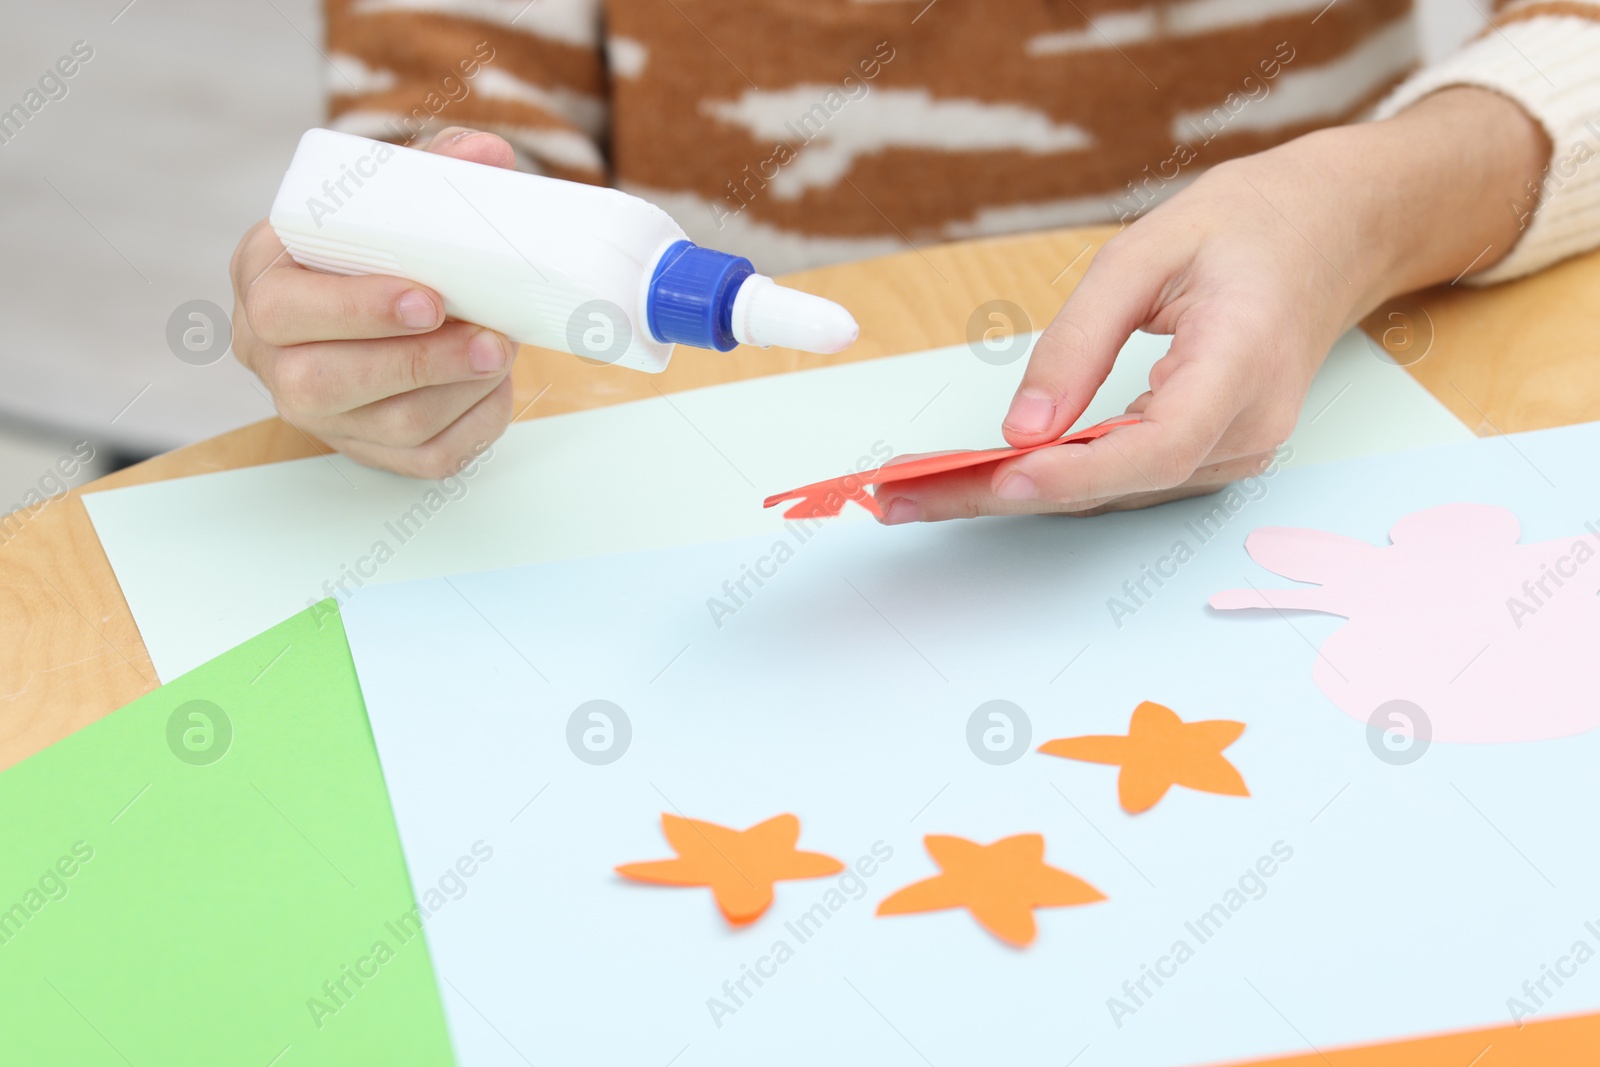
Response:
[763, 415, 1142, 519]
[616, 813, 844, 925]
[876, 833, 1105, 947]
[1037, 701, 1249, 813]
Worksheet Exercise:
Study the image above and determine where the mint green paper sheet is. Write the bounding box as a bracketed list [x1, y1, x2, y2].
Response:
[83, 329, 1472, 683]
[0, 603, 454, 1065]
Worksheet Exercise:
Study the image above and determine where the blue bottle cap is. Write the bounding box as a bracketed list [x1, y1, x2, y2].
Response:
[645, 240, 754, 352]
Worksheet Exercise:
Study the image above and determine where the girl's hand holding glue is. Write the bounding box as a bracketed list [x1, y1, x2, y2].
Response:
[232, 127, 858, 478]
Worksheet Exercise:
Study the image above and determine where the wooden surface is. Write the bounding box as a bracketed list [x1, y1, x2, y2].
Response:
[2, 225, 1598, 772]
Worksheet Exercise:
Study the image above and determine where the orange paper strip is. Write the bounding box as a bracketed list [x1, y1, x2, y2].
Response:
[1216, 1008, 1600, 1066]
[762, 415, 1142, 519]
[876, 833, 1105, 947]
[616, 813, 844, 925]
[1038, 701, 1250, 814]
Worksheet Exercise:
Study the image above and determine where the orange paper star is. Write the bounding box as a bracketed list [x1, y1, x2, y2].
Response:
[1038, 701, 1249, 813]
[876, 834, 1105, 947]
[616, 813, 844, 925]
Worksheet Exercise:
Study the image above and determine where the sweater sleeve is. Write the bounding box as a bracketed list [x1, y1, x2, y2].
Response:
[323, 0, 610, 185]
[1371, 1, 1600, 284]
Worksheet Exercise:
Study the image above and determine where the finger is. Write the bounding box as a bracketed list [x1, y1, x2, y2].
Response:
[268, 323, 513, 418]
[995, 322, 1240, 505]
[308, 373, 508, 450]
[231, 219, 294, 298]
[1001, 237, 1184, 446]
[877, 464, 1054, 523]
[424, 126, 517, 169]
[880, 449, 1277, 524]
[334, 375, 514, 480]
[1058, 451, 1280, 515]
[237, 129, 512, 348]
[244, 264, 447, 347]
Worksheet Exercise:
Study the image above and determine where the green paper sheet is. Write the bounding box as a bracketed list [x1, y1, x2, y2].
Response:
[0, 603, 454, 1065]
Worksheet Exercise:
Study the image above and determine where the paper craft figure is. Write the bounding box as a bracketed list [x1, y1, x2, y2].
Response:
[1209, 502, 1600, 743]
[1038, 701, 1249, 813]
[763, 415, 1142, 519]
[877, 834, 1105, 947]
[616, 813, 844, 925]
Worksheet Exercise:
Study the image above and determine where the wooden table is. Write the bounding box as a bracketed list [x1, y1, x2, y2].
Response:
[4, 225, 1600, 1063]
[3, 225, 1598, 774]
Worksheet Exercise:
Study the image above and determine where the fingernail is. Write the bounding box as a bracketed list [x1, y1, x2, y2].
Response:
[446, 128, 481, 145]
[996, 473, 1037, 501]
[881, 498, 921, 525]
[1004, 390, 1055, 436]
[469, 330, 509, 373]
[397, 290, 438, 330]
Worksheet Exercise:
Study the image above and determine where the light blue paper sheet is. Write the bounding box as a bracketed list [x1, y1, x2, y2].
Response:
[342, 421, 1600, 1067]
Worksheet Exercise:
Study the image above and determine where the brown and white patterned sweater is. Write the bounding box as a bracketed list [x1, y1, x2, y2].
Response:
[324, 0, 1600, 279]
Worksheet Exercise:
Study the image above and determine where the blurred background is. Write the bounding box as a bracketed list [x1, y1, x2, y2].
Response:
[1, 0, 1482, 504]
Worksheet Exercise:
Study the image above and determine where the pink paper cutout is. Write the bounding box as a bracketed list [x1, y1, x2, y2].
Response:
[1210, 502, 1600, 743]
[763, 415, 1142, 519]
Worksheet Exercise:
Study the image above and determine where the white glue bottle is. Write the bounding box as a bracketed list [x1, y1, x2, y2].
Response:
[269, 129, 859, 373]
